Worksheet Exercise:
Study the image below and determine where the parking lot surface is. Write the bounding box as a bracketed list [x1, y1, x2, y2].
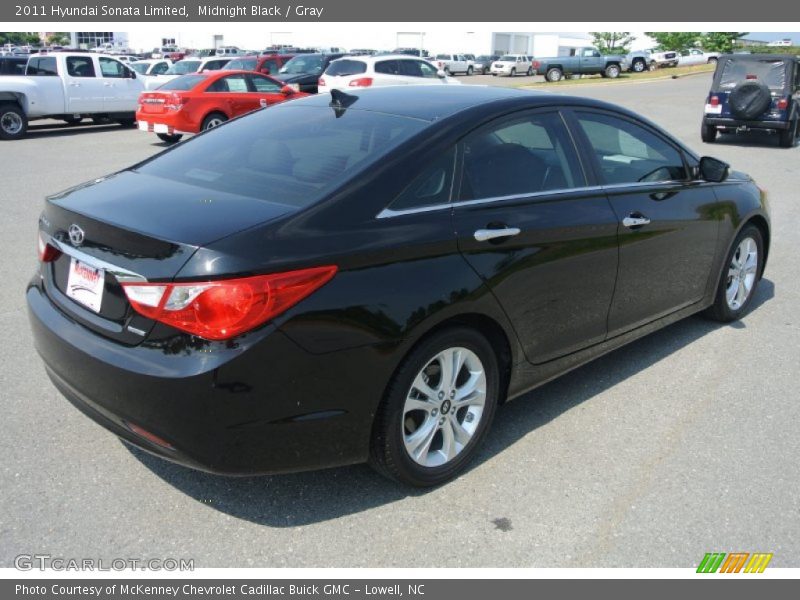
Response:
[1, 73, 798, 568]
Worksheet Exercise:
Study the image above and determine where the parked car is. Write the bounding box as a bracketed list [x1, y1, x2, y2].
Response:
[490, 54, 534, 77]
[150, 46, 179, 59]
[28, 86, 770, 486]
[0, 52, 142, 140]
[433, 54, 473, 75]
[534, 47, 628, 81]
[679, 48, 721, 67]
[144, 56, 231, 90]
[216, 46, 243, 57]
[319, 55, 457, 90]
[136, 70, 306, 144]
[392, 48, 430, 58]
[221, 54, 295, 76]
[473, 54, 500, 75]
[129, 59, 172, 77]
[0, 55, 27, 76]
[702, 53, 799, 148]
[277, 53, 346, 93]
[627, 49, 678, 72]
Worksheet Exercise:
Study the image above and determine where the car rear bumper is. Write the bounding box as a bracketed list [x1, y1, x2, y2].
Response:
[26, 279, 381, 475]
[704, 117, 791, 131]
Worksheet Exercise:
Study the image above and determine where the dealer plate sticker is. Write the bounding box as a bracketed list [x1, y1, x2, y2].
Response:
[705, 104, 722, 114]
[66, 258, 104, 313]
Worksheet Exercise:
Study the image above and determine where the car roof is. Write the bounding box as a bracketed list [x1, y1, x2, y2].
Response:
[329, 54, 433, 64]
[292, 85, 611, 122]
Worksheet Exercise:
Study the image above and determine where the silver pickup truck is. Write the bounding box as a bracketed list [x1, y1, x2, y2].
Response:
[533, 47, 628, 82]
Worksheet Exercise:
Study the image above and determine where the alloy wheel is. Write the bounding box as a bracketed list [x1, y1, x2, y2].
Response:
[402, 347, 486, 468]
[726, 237, 758, 310]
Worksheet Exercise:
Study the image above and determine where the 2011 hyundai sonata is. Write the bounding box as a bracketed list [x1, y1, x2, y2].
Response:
[27, 86, 770, 487]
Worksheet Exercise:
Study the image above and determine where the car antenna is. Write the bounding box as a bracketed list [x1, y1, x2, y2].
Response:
[329, 89, 358, 118]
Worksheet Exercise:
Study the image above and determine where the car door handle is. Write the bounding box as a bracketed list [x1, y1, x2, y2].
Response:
[474, 227, 521, 242]
[69, 82, 81, 87]
[622, 214, 651, 228]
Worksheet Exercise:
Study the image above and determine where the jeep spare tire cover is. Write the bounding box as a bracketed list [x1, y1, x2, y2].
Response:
[728, 80, 772, 120]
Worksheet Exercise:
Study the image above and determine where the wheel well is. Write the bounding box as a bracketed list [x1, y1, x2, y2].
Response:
[745, 215, 770, 273]
[0, 92, 25, 109]
[412, 314, 513, 404]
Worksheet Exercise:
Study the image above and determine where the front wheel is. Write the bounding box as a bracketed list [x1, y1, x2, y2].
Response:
[546, 67, 563, 82]
[370, 327, 500, 487]
[705, 225, 764, 322]
[632, 59, 646, 73]
[701, 122, 717, 143]
[157, 133, 183, 144]
[201, 112, 227, 131]
[526, 66, 533, 76]
[466, 66, 473, 76]
[510, 67, 516, 77]
[0, 103, 27, 140]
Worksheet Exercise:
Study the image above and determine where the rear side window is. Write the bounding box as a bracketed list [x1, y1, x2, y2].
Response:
[397, 60, 423, 77]
[389, 147, 455, 211]
[27, 57, 58, 76]
[575, 112, 687, 184]
[460, 111, 584, 200]
[226, 58, 257, 71]
[135, 105, 426, 208]
[66, 56, 95, 78]
[326, 60, 367, 76]
[158, 74, 205, 91]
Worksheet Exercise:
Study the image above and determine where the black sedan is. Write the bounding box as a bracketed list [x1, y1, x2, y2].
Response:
[27, 86, 770, 487]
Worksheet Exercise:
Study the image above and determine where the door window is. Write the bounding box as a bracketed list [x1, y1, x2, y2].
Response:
[375, 60, 400, 75]
[99, 57, 126, 78]
[575, 112, 688, 185]
[208, 74, 248, 92]
[250, 74, 281, 93]
[152, 61, 170, 75]
[459, 111, 585, 200]
[66, 56, 95, 78]
[418, 61, 439, 78]
[398, 59, 423, 78]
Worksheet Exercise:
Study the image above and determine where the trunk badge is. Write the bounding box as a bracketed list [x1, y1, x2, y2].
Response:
[68, 224, 85, 246]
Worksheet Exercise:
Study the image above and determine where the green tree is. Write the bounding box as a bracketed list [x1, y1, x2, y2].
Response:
[701, 32, 748, 53]
[591, 32, 636, 55]
[0, 32, 41, 46]
[46, 32, 71, 46]
[645, 32, 702, 52]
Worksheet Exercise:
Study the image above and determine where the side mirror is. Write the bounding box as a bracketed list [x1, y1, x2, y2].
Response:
[127, 69, 137, 79]
[698, 156, 729, 182]
[280, 84, 294, 95]
[436, 69, 447, 78]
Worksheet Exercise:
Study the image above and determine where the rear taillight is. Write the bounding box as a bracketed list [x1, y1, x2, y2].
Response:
[709, 95, 720, 106]
[121, 266, 337, 340]
[37, 232, 61, 263]
[165, 93, 188, 111]
[776, 98, 789, 110]
[348, 77, 373, 87]
[532, 60, 540, 68]
[318, 76, 326, 86]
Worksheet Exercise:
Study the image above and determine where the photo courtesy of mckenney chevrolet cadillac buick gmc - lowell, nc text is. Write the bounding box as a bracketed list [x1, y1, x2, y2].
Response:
[27, 86, 770, 486]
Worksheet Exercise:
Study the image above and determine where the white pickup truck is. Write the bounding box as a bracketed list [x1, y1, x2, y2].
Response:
[0, 52, 144, 140]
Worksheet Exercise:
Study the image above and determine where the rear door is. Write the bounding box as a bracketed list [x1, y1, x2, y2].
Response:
[452, 109, 620, 364]
[568, 109, 719, 336]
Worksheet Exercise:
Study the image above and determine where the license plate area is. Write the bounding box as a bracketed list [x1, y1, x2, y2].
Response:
[66, 258, 105, 313]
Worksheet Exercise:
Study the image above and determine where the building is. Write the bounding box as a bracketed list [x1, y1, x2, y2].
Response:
[69, 32, 130, 51]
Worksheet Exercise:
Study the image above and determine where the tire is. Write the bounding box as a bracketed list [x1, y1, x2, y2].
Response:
[526, 66, 533, 76]
[0, 102, 27, 140]
[704, 224, 764, 322]
[632, 59, 646, 73]
[466, 66, 473, 76]
[369, 327, 500, 487]
[510, 67, 516, 77]
[481, 67, 488, 75]
[701, 122, 717, 143]
[444, 67, 451, 76]
[201, 112, 227, 131]
[778, 119, 798, 148]
[708, 57, 718, 65]
[546, 67, 563, 82]
[729, 80, 772, 120]
[157, 133, 183, 144]
[605, 63, 621, 79]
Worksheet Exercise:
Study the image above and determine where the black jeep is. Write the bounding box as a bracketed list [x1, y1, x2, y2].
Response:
[702, 53, 799, 148]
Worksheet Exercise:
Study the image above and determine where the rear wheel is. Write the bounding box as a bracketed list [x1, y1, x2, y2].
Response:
[701, 122, 718, 143]
[370, 327, 500, 487]
[605, 63, 621, 79]
[707, 57, 718, 65]
[779, 119, 798, 148]
[632, 58, 646, 73]
[705, 225, 764, 322]
[546, 67, 563, 82]
[157, 133, 183, 144]
[201, 112, 227, 131]
[0, 103, 26, 140]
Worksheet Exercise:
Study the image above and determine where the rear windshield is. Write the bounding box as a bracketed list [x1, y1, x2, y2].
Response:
[224, 58, 257, 71]
[326, 59, 367, 76]
[279, 55, 325, 75]
[134, 104, 427, 208]
[719, 59, 787, 90]
[499, 55, 515, 61]
[166, 60, 200, 75]
[157, 74, 206, 91]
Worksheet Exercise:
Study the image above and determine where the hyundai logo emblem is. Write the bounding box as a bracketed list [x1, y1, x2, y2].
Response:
[68, 224, 85, 246]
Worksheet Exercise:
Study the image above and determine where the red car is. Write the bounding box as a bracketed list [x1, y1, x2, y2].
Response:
[222, 54, 295, 76]
[136, 70, 308, 144]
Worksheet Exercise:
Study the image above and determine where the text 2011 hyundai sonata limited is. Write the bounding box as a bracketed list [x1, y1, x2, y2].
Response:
[28, 86, 770, 486]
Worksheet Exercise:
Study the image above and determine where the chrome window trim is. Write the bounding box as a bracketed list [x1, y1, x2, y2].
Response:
[48, 236, 148, 283]
[377, 185, 605, 219]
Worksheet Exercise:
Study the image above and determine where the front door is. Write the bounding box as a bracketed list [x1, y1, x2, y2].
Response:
[452, 109, 620, 364]
[570, 109, 720, 336]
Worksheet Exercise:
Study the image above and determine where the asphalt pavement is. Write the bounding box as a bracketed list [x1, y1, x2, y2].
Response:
[1, 73, 798, 568]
